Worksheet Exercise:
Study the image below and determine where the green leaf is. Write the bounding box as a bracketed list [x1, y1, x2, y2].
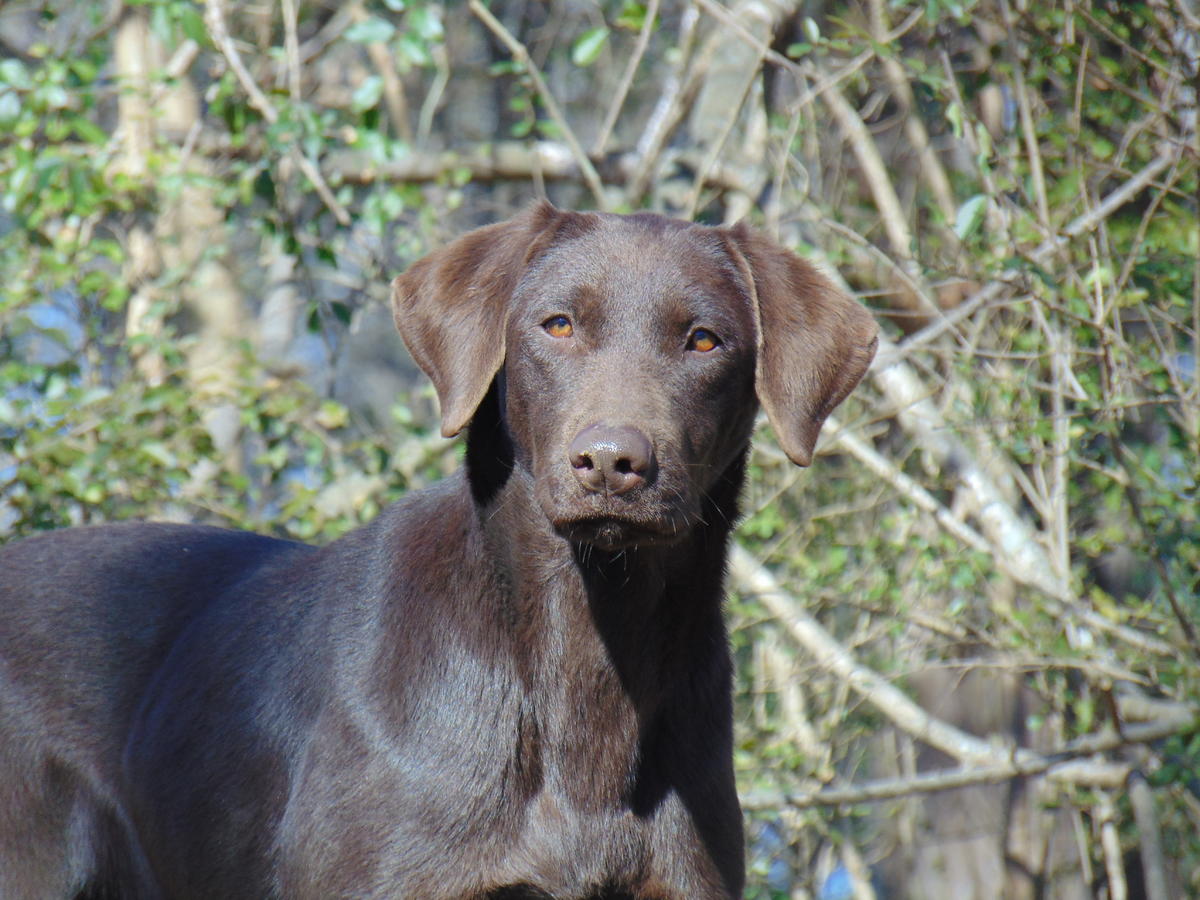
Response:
[0, 59, 32, 89]
[954, 194, 988, 240]
[71, 115, 107, 145]
[345, 17, 395, 44]
[179, 6, 209, 45]
[410, 6, 444, 41]
[615, 1, 649, 30]
[351, 75, 384, 112]
[0, 89, 19, 125]
[571, 27, 610, 67]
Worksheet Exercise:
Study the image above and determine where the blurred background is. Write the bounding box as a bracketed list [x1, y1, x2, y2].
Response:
[1, 0, 1197, 896]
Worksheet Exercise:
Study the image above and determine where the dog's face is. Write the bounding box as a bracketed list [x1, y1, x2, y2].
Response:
[391, 203, 878, 551]
[502, 216, 759, 549]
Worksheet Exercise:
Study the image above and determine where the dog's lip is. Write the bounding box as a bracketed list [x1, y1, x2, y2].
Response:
[551, 514, 684, 550]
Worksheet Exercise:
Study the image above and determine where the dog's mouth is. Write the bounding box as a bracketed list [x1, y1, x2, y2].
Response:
[552, 515, 684, 551]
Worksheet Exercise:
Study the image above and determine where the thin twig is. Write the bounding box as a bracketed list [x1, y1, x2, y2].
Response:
[592, 0, 660, 156]
[1001, 0, 1051, 231]
[742, 758, 1131, 809]
[469, 0, 606, 209]
[867, 0, 957, 229]
[822, 84, 919, 268]
[350, 1, 413, 143]
[873, 144, 1184, 371]
[628, 2, 703, 204]
[203, 0, 351, 226]
[1129, 772, 1171, 900]
[280, 0, 302, 102]
[821, 415, 994, 557]
[1098, 792, 1128, 900]
[683, 38, 765, 219]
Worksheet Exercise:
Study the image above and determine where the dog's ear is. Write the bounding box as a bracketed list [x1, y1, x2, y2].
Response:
[391, 201, 562, 438]
[724, 222, 878, 466]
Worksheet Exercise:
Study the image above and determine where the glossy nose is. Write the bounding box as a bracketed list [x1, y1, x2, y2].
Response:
[568, 424, 655, 495]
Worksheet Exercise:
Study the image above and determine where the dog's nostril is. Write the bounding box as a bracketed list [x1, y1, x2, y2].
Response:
[567, 424, 656, 495]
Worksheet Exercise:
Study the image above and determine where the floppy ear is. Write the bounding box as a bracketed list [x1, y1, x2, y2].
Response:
[725, 222, 878, 466]
[391, 201, 562, 438]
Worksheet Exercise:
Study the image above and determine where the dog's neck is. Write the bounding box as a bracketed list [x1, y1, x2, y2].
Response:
[462, 399, 745, 811]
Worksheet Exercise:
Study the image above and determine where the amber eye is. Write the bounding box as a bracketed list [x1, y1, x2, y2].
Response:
[543, 315, 574, 338]
[688, 328, 722, 352]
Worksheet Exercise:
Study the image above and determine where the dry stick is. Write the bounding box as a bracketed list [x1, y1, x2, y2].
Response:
[822, 84, 938, 316]
[349, 1, 413, 143]
[417, 42, 451, 148]
[628, 4, 705, 204]
[692, 0, 922, 74]
[1029, 296, 1072, 588]
[748, 721, 1195, 808]
[821, 415, 993, 557]
[690, 0, 797, 72]
[203, 0, 351, 226]
[280, 0, 302, 102]
[730, 546, 1199, 808]
[628, 0, 874, 208]
[863, 149, 1185, 658]
[1111, 437, 1200, 658]
[873, 340, 1175, 657]
[867, 0, 957, 228]
[1001, 0, 1051, 231]
[741, 758, 1132, 809]
[1098, 792, 1129, 900]
[687, 0, 883, 131]
[1128, 772, 1170, 900]
[325, 141, 760, 197]
[820, 217, 943, 320]
[879, 144, 1184, 370]
[592, 0, 660, 157]
[820, 85, 911, 253]
[764, 89, 805, 238]
[468, 0, 606, 209]
[682, 41, 766, 220]
[729, 545, 1044, 769]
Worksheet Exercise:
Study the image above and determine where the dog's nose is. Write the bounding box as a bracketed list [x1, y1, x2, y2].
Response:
[568, 424, 655, 495]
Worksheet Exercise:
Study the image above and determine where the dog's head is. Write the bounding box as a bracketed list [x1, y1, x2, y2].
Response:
[392, 202, 877, 551]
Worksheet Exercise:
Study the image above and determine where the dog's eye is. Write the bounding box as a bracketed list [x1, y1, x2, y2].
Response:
[543, 315, 574, 338]
[687, 328, 722, 353]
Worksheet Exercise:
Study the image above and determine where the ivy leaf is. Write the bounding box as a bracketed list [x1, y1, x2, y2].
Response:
[345, 17, 395, 44]
[571, 27, 610, 67]
[954, 194, 988, 240]
[351, 75, 384, 112]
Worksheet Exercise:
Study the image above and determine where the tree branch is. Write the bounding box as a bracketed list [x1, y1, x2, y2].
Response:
[468, 0, 606, 208]
[204, 0, 350, 226]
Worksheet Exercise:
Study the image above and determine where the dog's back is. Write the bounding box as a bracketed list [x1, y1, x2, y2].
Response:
[0, 522, 307, 897]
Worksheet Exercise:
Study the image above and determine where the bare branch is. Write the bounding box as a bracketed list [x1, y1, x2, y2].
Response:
[867, 0, 957, 230]
[350, 1, 413, 143]
[1098, 792, 1129, 900]
[742, 757, 1132, 809]
[592, 0, 660, 157]
[203, 0, 351, 226]
[1129, 773, 1171, 900]
[729, 545, 1044, 769]
[468, 0, 606, 209]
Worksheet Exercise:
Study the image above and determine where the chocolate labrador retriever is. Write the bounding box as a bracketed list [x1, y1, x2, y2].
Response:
[0, 202, 877, 899]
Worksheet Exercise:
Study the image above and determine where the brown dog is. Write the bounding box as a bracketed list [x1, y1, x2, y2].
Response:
[0, 203, 877, 899]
